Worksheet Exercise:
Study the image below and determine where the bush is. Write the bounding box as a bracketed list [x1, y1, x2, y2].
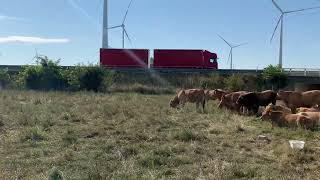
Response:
[0, 68, 11, 89]
[80, 66, 106, 92]
[262, 65, 288, 90]
[17, 56, 67, 90]
[63, 65, 116, 92]
[224, 75, 245, 91]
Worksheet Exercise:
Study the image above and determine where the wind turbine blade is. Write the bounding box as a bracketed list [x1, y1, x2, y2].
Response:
[272, 0, 283, 13]
[270, 15, 282, 43]
[218, 34, 232, 47]
[124, 28, 132, 45]
[285, 6, 320, 14]
[122, 0, 134, 24]
[108, 25, 122, 29]
[233, 42, 248, 48]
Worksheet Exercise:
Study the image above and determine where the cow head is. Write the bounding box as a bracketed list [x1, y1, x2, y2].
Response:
[169, 96, 179, 108]
[260, 103, 275, 120]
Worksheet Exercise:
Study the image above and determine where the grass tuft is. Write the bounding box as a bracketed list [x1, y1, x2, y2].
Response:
[20, 126, 46, 142]
[48, 167, 64, 180]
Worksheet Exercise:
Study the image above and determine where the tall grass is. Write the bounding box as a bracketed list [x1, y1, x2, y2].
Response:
[0, 90, 319, 179]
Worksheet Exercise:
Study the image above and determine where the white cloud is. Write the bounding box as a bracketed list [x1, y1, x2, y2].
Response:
[0, 15, 26, 21]
[0, 36, 70, 44]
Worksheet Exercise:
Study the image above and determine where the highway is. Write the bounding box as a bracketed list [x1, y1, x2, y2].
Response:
[0, 65, 319, 77]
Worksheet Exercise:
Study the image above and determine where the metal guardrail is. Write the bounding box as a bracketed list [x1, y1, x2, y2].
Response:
[283, 68, 320, 77]
[0, 65, 319, 77]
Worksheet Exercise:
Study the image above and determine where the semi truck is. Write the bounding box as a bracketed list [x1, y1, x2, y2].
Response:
[100, 48, 218, 69]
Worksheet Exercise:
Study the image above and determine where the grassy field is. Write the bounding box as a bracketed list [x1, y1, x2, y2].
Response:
[0, 90, 320, 179]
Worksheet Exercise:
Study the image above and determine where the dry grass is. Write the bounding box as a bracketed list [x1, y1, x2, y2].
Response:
[0, 90, 320, 179]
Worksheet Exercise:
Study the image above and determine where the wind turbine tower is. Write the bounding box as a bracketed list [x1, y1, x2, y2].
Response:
[270, 0, 320, 68]
[218, 35, 247, 70]
[102, 0, 108, 48]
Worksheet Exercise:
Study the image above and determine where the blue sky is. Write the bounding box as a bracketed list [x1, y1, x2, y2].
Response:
[0, 0, 320, 69]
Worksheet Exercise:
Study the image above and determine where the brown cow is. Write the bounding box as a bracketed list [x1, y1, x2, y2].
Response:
[170, 89, 206, 110]
[296, 105, 320, 113]
[236, 90, 277, 116]
[277, 90, 320, 112]
[205, 89, 230, 101]
[218, 91, 248, 112]
[268, 111, 315, 130]
[261, 104, 318, 130]
[260, 103, 292, 120]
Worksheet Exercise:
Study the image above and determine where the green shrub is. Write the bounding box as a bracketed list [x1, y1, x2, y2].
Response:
[0, 68, 11, 89]
[17, 56, 67, 90]
[224, 75, 245, 91]
[80, 66, 106, 92]
[262, 65, 288, 90]
[62, 65, 87, 91]
[63, 65, 116, 92]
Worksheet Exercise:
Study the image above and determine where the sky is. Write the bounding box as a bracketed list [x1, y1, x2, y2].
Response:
[0, 0, 320, 69]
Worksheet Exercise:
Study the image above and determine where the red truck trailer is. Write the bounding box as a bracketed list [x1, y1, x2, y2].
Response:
[153, 49, 218, 69]
[100, 48, 149, 68]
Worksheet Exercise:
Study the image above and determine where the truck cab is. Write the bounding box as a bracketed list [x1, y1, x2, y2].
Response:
[203, 50, 218, 69]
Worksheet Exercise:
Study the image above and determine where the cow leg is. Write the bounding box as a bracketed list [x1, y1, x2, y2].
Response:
[253, 106, 259, 117]
[202, 99, 206, 112]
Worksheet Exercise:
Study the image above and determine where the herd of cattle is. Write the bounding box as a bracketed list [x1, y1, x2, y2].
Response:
[169, 89, 320, 130]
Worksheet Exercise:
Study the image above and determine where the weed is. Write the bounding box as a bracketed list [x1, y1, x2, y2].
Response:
[20, 126, 46, 142]
[48, 167, 64, 180]
[62, 129, 77, 146]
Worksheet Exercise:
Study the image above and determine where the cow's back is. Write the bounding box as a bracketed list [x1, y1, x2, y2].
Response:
[184, 89, 205, 103]
[257, 90, 277, 106]
[302, 90, 320, 106]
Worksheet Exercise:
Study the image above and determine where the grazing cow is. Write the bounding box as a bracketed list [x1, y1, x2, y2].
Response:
[268, 111, 315, 130]
[296, 105, 320, 113]
[236, 90, 277, 116]
[169, 89, 206, 110]
[261, 104, 318, 130]
[205, 89, 230, 101]
[260, 103, 292, 120]
[218, 91, 248, 112]
[277, 90, 320, 113]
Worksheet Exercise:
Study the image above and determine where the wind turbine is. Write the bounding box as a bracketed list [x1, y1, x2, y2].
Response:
[270, 0, 320, 68]
[108, 0, 133, 48]
[218, 35, 247, 70]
